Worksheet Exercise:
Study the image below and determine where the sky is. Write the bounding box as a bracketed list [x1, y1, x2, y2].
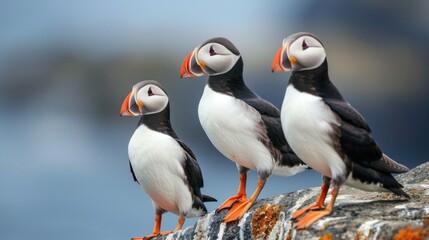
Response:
[0, 1, 428, 239]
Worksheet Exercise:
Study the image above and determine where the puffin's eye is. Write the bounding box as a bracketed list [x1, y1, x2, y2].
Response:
[209, 46, 216, 56]
[148, 87, 154, 96]
[302, 40, 309, 50]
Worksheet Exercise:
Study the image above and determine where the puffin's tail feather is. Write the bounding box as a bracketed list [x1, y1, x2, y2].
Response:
[202, 194, 217, 202]
[371, 154, 409, 173]
[352, 163, 409, 198]
[388, 187, 410, 199]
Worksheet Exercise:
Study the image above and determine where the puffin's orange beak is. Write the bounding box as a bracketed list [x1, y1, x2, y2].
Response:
[180, 48, 204, 78]
[120, 92, 133, 116]
[272, 46, 286, 72]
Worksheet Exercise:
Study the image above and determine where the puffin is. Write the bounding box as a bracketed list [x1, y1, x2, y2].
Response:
[272, 32, 409, 230]
[120, 80, 216, 239]
[180, 37, 307, 223]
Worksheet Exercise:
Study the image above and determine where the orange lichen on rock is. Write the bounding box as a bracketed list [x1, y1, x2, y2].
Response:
[354, 231, 368, 240]
[410, 188, 419, 195]
[251, 203, 282, 239]
[424, 216, 429, 226]
[393, 226, 429, 240]
[319, 232, 333, 240]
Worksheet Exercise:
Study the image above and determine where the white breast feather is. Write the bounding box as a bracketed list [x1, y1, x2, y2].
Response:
[128, 125, 201, 217]
[198, 85, 274, 174]
[281, 85, 346, 179]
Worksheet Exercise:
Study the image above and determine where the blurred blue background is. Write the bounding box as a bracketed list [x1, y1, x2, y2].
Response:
[1, 1, 428, 239]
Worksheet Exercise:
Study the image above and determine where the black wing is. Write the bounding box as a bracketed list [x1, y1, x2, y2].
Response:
[241, 95, 280, 118]
[129, 160, 139, 183]
[241, 96, 305, 167]
[176, 140, 204, 198]
[324, 99, 370, 131]
[325, 98, 408, 173]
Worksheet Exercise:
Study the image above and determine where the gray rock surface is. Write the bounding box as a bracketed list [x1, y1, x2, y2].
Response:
[155, 162, 429, 239]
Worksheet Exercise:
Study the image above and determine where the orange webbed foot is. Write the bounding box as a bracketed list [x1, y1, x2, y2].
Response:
[294, 208, 332, 230]
[292, 180, 330, 220]
[216, 194, 247, 213]
[291, 203, 325, 220]
[293, 179, 338, 230]
[222, 178, 266, 223]
[223, 199, 254, 223]
[217, 171, 248, 213]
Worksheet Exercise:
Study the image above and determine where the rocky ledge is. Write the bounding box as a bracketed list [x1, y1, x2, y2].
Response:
[157, 162, 429, 239]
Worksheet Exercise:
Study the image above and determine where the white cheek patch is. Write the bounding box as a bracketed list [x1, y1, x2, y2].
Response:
[296, 47, 326, 71]
[143, 95, 169, 115]
[136, 86, 169, 115]
[203, 54, 240, 75]
[288, 36, 326, 71]
[197, 43, 240, 75]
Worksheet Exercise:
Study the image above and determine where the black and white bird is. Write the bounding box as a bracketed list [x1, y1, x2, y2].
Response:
[180, 37, 307, 223]
[272, 32, 409, 230]
[120, 80, 216, 239]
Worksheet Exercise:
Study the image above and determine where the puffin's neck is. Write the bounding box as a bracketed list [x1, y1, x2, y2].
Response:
[207, 58, 254, 97]
[289, 59, 343, 100]
[138, 104, 176, 136]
